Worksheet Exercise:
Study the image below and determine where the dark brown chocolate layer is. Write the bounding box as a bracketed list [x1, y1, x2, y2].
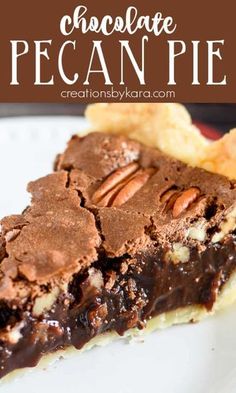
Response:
[0, 132, 235, 378]
[0, 235, 235, 378]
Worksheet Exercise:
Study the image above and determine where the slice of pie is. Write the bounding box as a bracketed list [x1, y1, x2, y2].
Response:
[0, 130, 235, 379]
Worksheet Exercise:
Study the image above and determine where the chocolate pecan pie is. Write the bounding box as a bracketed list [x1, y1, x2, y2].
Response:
[0, 132, 235, 379]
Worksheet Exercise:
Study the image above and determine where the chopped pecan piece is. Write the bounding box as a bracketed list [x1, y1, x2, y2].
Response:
[105, 270, 117, 290]
[88, 303, 108, 330]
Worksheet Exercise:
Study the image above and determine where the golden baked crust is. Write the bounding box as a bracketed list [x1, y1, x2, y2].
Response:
[86, 103, 236, 180]
[200, 129, 236, 179]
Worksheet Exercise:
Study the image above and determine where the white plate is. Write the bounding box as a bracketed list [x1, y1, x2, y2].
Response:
[0, 117, 236, 393]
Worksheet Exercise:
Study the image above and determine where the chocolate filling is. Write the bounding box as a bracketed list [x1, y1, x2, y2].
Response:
[0, 236, 235, 379]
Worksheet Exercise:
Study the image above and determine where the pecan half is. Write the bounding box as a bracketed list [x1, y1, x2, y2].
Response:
[111, 168, 155, 207]
[160, 188, 178, 204]
[96, 181, 126, 207]
[92, 164, 155, 207]
[161, 187, 181, 212]
[92, 163, 139, 204]
[172, 187, 200, 218]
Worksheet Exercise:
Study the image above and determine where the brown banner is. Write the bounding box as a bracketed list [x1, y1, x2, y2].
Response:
[0, 0, 235, 102]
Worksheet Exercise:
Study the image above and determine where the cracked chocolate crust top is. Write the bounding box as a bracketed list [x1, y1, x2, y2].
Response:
[0, 132, 235, 378]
